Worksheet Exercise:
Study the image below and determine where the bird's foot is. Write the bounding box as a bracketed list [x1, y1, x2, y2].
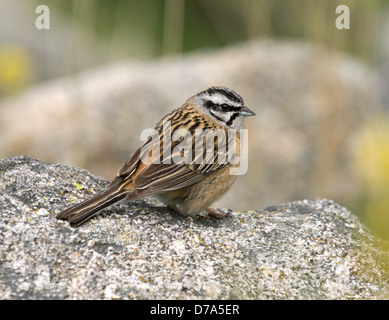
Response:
[199, 208, 229, 219]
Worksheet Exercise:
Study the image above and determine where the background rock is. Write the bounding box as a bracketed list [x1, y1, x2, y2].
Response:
[0, 155, 388, 299]
[0, 40, 382, 212]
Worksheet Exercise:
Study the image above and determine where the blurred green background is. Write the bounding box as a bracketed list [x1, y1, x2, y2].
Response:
[1, 0, 387, 90]
[0, 0, 388, 245]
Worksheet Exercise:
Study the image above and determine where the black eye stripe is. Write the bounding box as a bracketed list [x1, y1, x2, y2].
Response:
[205, 100, 215, 109]
[205, 101, 241, 112]
[220, 104, 241, 112]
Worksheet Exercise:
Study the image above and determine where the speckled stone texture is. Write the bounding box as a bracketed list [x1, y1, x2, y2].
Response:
[0, 155, 388, 299]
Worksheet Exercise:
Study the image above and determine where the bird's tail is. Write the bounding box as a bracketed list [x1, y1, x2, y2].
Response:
[56, 184, 127, 227]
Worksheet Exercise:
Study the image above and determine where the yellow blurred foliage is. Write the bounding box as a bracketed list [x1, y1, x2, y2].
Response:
[0, 45, 32, 95]
[355, 116, 389, 188]
[353, 115, 389, 244]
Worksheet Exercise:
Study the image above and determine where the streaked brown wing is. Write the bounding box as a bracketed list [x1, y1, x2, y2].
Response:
[111, 126, 237, 194]
[131, 129, 234, 193]
[133, 162, 205, 191]
[191, 128, 229, 173]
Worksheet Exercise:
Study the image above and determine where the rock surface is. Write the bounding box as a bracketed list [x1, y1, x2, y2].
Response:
[0, 155, 388, 299]
[0, 40, 383, 211]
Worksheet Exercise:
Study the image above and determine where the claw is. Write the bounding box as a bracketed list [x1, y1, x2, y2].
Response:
[200, 208, 229, 219]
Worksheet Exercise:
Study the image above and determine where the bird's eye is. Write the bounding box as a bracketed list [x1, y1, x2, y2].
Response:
[219, 103, 230, 110]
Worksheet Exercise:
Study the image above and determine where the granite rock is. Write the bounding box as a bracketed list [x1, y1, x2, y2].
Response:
[0, 155, 388, 299]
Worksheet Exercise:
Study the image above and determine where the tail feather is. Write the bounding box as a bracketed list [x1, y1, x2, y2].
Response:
[56, 185, 127, 227]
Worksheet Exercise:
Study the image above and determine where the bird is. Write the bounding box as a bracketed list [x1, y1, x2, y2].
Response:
[56, 86, 255, 227]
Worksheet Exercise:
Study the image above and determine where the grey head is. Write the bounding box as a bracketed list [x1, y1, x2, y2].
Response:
[194, 86, 255, 129]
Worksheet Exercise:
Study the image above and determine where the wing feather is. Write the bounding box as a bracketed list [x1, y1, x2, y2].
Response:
[111, 125, 238, 195]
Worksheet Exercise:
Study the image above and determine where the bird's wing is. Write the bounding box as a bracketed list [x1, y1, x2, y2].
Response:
[131, 127, 235, 192]
[110, 127, 238, 194]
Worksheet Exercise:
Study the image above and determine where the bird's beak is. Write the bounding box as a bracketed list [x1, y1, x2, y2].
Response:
[240, 106, 256, 117]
